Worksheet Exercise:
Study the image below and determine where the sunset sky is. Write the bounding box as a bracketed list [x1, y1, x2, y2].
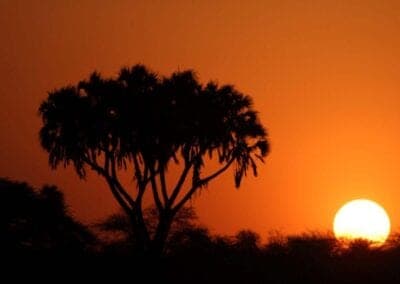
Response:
[2, 0, 400, 238]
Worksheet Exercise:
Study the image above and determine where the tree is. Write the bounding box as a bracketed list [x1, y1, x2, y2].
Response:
[0, 178, 94, 255]
[39, 64, 269, 257]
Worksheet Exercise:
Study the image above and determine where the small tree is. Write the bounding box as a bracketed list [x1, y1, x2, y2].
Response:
[39, 64, 269, 257]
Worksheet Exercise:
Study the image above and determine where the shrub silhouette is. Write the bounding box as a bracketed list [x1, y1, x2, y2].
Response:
[96, 206, 199, 256]
[0, 178, 94, 256]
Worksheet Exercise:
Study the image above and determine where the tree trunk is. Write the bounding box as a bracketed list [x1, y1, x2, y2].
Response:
[125, 212, 173, 282]
[128, 211, 150, 256]
[149, 213, 173, 259]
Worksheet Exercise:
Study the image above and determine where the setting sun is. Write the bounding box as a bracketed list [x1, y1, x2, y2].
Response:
[333, 199, 391, 244]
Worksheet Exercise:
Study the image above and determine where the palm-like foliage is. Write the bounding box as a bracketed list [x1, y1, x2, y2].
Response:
[39, 64, 269, 256]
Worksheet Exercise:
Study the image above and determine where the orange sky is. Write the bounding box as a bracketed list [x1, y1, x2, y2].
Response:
[2, 0, 400, 238]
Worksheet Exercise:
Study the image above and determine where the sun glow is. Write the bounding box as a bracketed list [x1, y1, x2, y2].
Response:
[333, 199, 391, 245]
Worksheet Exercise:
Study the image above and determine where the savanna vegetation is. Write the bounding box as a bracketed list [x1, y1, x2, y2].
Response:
[2, 177, 400, 283]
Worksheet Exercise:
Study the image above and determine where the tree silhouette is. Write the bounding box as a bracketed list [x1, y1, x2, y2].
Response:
[39, 64, 268, 257]
[0, 178, 94, 256]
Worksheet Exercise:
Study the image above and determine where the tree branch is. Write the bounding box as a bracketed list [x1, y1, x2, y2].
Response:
[83, 153, 136, 210]
[132, 154, 144, 187]
[109, 153, 136, 209]
[167, 163, 192, 208]
[199, 157, 235, 185]
[159, 166, 169, 205]
[90, 152, 150, 246]
[82, 154, 107, 176]
[172, 158, 235, 213]
[104, 177, 132, 215]
[149, 164, 163, 211]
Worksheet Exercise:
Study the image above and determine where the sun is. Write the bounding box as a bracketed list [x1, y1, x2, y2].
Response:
[333, 199, 391, 245]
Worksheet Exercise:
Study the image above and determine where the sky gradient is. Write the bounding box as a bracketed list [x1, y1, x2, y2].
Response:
[2, 0, 400, 237]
